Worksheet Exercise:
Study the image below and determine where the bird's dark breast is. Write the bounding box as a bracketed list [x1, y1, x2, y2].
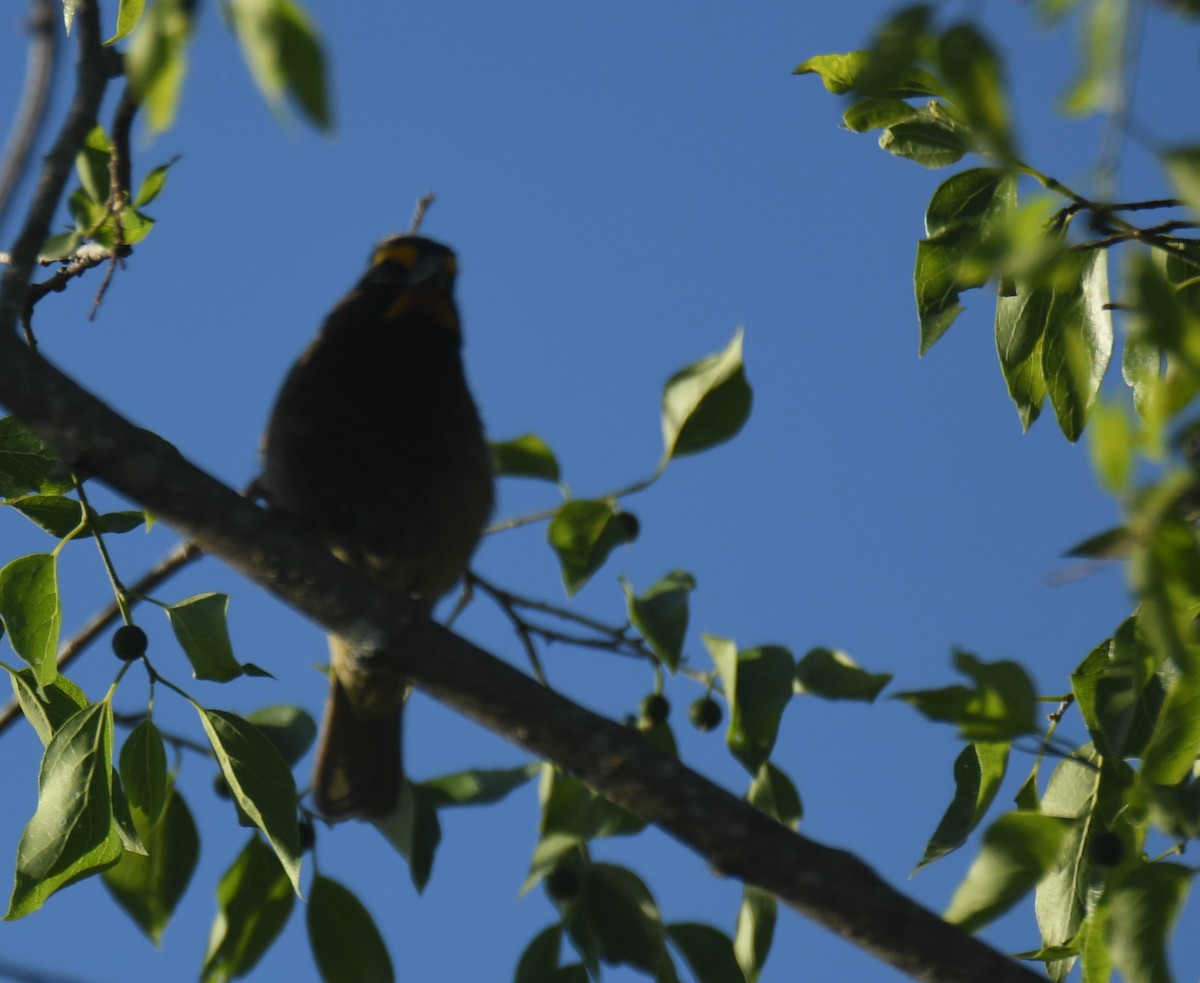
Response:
[262, 308, 493, 598]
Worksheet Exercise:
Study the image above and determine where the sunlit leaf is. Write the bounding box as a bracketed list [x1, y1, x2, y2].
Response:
[6, 702, 121, 919]
[706, 636, 794, 775]
[793, 647, 891, 702]
[661, 328, 752, 461]
[914, 741, 1008, 872]
[622, 570, 696, 671]
[490, 434, 560, 482]
[944, 811, 1072, 933]
[196, 708, 301, 893]
[0, 553, 61, 686]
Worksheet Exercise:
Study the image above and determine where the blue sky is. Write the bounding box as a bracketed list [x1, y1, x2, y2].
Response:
[0, 1, 1196, 980]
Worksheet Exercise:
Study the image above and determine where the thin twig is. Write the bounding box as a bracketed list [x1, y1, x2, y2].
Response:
[0, 0, 109, 335]
[407, 192, 435, 234]
[89, 85, 140, 319]
[0, 539, 202, 737]
[0, 0, 58, 233]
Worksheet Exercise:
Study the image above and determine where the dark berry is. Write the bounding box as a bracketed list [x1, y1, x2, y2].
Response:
[616, 512, 640, 541]
[640, 693, 670, 725]
[688, 697, 723, 733]
[112, 624, 148, 661]
[1089, 831, 1125, 869]
[545, 864, 580, 901]
[213, 774, 232, 800]
[298, 818, 316, 853]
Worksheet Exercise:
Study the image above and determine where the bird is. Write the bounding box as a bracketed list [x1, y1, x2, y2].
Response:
[260, 234, 494, 821]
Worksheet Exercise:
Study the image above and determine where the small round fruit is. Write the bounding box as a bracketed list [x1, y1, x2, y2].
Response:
[616, 512, 640, 541]
[112, 625, 148, 661]
[640, 693, 670, 725]
[298, 818, 316, 853]
[688, 697, 722, 733]
[1089, 831, 1124, 869]
[546, 864, 580, 901]
[213, 774, 232, 800]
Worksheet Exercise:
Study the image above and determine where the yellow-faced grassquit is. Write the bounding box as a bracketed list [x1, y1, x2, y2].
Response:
[261, 235, 493, 821]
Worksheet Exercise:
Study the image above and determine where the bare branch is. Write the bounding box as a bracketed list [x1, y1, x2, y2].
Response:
[0, 0, 110, 332]
[0, 0, 58, 231]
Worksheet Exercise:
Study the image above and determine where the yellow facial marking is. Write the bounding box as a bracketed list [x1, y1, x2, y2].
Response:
[372, 241, 422, 269]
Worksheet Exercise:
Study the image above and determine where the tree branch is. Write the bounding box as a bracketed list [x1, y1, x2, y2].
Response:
[0, 341, 1047, 983]
[0, 5, 1046, 981]
[0, 0, 58, 232]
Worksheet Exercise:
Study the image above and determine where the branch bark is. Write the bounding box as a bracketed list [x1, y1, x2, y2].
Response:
[0, 4, 1047, 982]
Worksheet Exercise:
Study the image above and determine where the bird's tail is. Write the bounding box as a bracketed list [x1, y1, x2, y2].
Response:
[312, 636, 405, 822]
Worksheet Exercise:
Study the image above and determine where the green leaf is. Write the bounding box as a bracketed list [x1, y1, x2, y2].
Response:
[75, 125, 112, 203]
[515, 925, 563, 983]
[246, 705, 317, 767]
[746, 762, 802, 830]
[126, 0, 193, 132]
[914, 741, 1009, 872]
[0, 553, 61, 685]
[1070, 619, 1165, 760]
[228, 0, 332, 130]
[167, 593, 248, 682]
[307, 876, 394, 983]
[1040, 248, 1113, 442]
[106, 0, 146, 44]
[915, 237, 972, 351]
[794, 51, 944, 98]
[111, 773, 148, 857]
[202, 835, 296, 983]
[706, 637, 794, 774]
[1087, 399, 1135, 493]
[102, 787, 199, 945]
[6, 702, 121, 919]
[841, 96, 917, 134]
[621, 570, 696, 671]
[994, 275, 1049, 430]
[0, 417, 65, 497]
[1061, 0, 1125, 117]
[1107, 863, 1192, 983]
[924, 167, 1016, 240]
[1034, 747, 1113, 980]
[539, 768, 645, 843]
[1140, 667, 1200, 786]
[793, 647, 891, 701]
[573, 864, 675, 979]
[196, 708, 301, 894]
[371, 779, 441, 893]
[489, 434, 560, 482]
[1130, 513, 1200, 682]
[667, 923, 746, 983]
[879, 119, 968, 169]
[419, 762, 539, 808]
[895, 651, 1038, 741]
[1166, 146, 1200, 218]
[661, 327, 752, 461]
[733, 885, 775, 983]
[548, 500, 638, 596]
[133, 156, 179, 207]
[7, 495, 145, 538]
[5, 667, 87, 745]
[119, 720, 169, 825]
[944, 811, 1072, 933]
[937, 23, 1013, 158]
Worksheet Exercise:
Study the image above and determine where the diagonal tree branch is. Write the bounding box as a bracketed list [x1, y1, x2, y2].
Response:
[0, 4, 1046, 982]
